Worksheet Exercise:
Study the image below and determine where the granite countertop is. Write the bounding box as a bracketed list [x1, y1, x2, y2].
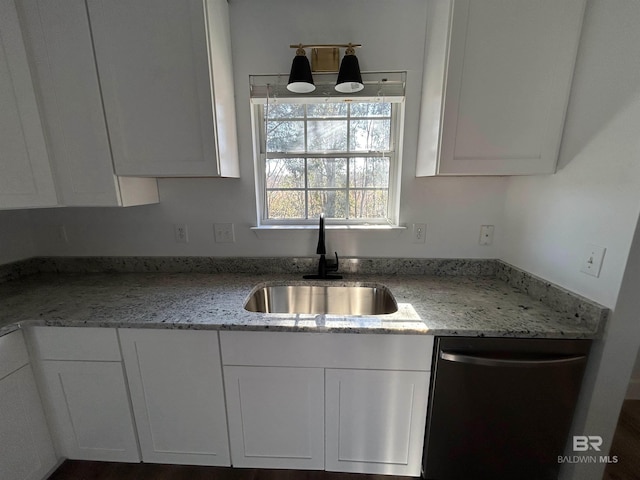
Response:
[0, 271, 607, 339]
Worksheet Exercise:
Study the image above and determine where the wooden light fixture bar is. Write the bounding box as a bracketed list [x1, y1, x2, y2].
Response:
[288, 43, 362, 49]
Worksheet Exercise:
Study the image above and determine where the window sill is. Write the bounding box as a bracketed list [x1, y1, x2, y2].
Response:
[250, 225, 406, 231]
[250, 224, 406, 239]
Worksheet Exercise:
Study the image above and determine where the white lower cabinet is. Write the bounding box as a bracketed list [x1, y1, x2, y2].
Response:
[119, 329, 230, 466]
[38, 361, 139, 462]
[220, 331, 434, 475]
[224, 366, 325, 470]
[27, 327, 139, 463]
[325, 369, 430, 476]
[22, 327, 433, 476]
[0, 331, 57, 480]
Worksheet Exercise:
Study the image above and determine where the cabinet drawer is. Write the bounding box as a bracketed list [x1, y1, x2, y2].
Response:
[0, 330, 29, 379]
[27, 327, 121, 361]
[220, 332, 433, 371]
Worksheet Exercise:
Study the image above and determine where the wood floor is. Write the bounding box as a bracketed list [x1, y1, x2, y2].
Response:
[603, 400, 640, 480]
[47, 461, 418, 480]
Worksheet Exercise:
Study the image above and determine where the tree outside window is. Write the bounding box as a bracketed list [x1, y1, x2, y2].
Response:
[261, 101, 396, 223]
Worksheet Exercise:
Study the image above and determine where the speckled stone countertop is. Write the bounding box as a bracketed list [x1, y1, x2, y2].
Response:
[0, 270, 607, 339]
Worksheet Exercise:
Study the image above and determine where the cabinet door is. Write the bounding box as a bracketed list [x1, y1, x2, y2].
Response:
[0, 365, 57, 480]
[39, 361, 139, 462]
[87, 0, 233, 177]
[224, 366, 324, 470]
[0, 0, 57, 208]
[325, 369, 430, 476]
[16, 0, 158, 207]
[119, 329, 230, 466]
[417, 0, 586, 176]
[0, 329, 30, 379]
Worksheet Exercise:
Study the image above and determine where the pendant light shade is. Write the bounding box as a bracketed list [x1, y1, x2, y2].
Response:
[335, 46, 364, 93]
[287, 47, 315, 93]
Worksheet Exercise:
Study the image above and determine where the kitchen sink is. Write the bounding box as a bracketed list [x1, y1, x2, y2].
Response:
[244, 284, 398, 315]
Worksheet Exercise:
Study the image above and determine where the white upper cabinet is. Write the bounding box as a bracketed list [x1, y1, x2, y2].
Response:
[0, 0, 57, 209]
[416, 0, 586, 176]
[87, 0, 239, 177]
[17, 0, 159, 207]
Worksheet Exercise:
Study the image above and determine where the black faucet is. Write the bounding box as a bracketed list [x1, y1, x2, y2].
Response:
[303, 213, 342, 279]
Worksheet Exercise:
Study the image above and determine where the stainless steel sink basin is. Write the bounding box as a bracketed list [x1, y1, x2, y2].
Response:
[244, 284, 398, 315]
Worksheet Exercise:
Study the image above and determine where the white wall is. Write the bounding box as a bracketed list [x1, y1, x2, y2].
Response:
[26, 0, 508, 259]
[0, 210, 36, 264]
[501, 0, 640, 309]
[565, 213, 640, 480]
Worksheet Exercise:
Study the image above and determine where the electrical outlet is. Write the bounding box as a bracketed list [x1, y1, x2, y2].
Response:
[479, 225, 494, 245]
[581, 244, 606, 277]
[412, 223, 426, 243]
[174, 224, 188, 243]
[214, 223, 235, 243]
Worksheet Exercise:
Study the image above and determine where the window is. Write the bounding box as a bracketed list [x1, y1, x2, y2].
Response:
[252, 99, 404, 226]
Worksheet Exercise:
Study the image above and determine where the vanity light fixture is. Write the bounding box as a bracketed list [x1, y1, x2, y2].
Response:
[287, 45, 315, 93]
[335, 44, 364, 93]
[287, 43, 363, 93]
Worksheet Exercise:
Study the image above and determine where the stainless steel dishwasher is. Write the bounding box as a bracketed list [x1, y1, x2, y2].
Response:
[422, 337, 591, 480]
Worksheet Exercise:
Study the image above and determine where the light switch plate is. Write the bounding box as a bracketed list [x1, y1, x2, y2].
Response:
[412, 224, 426, 243]
[214, 223, 235, 243]
[581, 244, 606, 277]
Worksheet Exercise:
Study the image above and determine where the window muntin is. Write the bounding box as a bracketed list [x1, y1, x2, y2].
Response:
[256, 100, 401, 225]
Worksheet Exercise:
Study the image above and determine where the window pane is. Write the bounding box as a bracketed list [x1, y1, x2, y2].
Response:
[308, 158, 347, 188]
[266, 103, 304, 119]
[267, 190, 305, 218]
[258, 101, 398, 224]
[308, 190, 347, 219]
[307, 103, 347, 118]
[266, 120, 304, 152]
[350, 102, 391, 117]
[349, 157, 390, 188]
[308, 120, 347, 151]
[266, 158, 305, 189]
[349, 189, 389, 218]
[350, 119, 391, 151]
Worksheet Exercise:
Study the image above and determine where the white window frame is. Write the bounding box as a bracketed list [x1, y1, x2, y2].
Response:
[250, 96, 405, 227]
